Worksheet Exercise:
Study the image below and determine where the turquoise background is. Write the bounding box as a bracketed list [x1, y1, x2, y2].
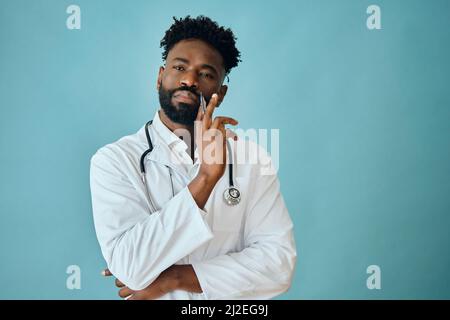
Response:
[1, 0, 449, 299]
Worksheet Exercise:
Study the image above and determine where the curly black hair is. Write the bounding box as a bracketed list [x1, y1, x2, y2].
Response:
[160, 15, 241, 77]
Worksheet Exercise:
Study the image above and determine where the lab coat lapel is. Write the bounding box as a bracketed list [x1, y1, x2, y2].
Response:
[145, 141, 191, 179]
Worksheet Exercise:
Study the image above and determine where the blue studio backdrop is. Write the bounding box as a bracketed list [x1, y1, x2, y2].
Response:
[1, 0, 449, 299]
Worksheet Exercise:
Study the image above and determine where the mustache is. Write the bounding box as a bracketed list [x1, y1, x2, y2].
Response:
[170, 86, 199, 98]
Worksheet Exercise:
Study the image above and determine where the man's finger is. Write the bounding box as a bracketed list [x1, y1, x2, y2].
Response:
[101, 269, 113, 277]
[127, 294, 138, 300]
[119, 287, 134, 299]
[211, 116, 238, 129]
[204, 93, 219, 123]
[115, 278, 125, 288]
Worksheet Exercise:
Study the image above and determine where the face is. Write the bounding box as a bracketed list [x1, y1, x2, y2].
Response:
[157, 39, 228, 125]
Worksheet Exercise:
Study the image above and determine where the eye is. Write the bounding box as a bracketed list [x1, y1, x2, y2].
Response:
[173, 65, 185, 71]
[200, 72, 214, 79]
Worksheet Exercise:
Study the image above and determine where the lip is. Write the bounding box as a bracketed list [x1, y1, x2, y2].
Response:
[173, 91, 198, 104]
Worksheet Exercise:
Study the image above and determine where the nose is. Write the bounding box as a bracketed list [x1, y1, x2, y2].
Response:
[180, 71, 199, 89]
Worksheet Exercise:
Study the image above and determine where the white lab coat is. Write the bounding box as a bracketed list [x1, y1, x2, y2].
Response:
[90, 110, 297, 299]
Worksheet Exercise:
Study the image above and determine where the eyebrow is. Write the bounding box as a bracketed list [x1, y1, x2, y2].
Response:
[172, 57, 219, 76]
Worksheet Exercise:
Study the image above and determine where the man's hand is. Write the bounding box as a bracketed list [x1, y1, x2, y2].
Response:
[102, 265, 202, 300]
[195, 93, 238, 182]
[188, 93, 238, 209]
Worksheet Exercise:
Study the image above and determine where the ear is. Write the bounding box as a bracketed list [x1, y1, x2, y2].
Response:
[216, 85, 228, 107]
[156, 66, 165, 90]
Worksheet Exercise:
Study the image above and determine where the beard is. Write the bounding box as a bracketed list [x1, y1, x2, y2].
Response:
[158, 83, 201, 126]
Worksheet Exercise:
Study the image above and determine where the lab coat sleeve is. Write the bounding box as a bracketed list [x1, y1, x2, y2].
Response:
[90, 147, 214, 291]
[191, 146, 297, 300]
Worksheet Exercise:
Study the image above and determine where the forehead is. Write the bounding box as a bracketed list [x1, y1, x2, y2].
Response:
[166, 39, 224, 72]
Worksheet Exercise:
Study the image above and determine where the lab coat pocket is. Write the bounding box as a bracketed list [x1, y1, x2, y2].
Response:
[144, 160, 175, 210]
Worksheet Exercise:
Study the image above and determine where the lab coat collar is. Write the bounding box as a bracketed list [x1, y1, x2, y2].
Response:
[153, 110, 200, 163]
[138, 110, 199, 176]
[152, 110, 184, 149]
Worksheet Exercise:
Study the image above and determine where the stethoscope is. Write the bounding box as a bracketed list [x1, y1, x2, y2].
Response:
[139, 120, 241, 213]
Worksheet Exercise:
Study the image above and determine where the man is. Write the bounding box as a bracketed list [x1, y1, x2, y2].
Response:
[90, 15, 296, 300]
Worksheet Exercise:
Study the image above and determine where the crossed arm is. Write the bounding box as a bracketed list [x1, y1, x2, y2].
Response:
[103, 265, 201, 300]
[91, 144, 296, 300]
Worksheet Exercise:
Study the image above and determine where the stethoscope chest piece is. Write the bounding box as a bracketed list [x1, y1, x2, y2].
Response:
[223, 187, 241, 206]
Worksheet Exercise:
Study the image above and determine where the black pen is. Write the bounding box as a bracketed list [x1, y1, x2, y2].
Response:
[200, 92, 207, 113]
